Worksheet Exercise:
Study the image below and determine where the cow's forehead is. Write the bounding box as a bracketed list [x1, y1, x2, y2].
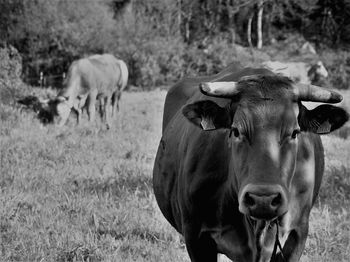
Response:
[233, 82, 299, 130]
[238, 75, 294, 97]
[235, 98, 298, 126]
[238, 90, 293, 105]
[236, 75, 295, 105]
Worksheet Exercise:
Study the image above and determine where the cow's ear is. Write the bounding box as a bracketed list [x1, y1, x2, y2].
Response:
[299, 104, 349, 134]
[182, 100, 231, 130]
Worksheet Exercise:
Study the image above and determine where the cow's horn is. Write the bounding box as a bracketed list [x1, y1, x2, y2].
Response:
[57, 96, 67, 102]
[294, 83, 343, 103]
[200, 81, 239, 97]
[39, 98, 50, 104]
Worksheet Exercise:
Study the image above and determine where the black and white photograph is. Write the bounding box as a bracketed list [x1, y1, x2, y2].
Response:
[0, 0, 349, 261]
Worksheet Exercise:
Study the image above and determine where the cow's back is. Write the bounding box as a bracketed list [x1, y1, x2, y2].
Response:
[86, 54, 121, 95]
[262, 61, 310, 84]
[116, 59, 128, 91]
[60, 54, 120, 98]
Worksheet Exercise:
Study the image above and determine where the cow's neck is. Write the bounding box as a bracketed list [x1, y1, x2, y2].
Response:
[245, 217, 285, 262]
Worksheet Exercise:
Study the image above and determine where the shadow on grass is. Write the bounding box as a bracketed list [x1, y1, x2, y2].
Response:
[331, 125, 350, 139]
[68, 175, 153, 198]
[56, 245, 100, 262]
[318, 166, 350, 209]
[96, 227, 171, 244]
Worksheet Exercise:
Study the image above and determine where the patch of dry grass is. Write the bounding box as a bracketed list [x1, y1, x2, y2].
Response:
[0, 89, 349, 261]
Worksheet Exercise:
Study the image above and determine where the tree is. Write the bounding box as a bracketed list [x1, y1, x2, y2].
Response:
[0, 0, 23, 46]
[247, 13, 254, 48]
[307, 0, 350, 47]
[6, 0, 118, 81]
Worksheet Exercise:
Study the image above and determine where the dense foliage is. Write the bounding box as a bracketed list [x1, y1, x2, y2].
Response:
[0, 0, 350, 89]
[0, 44, 23, 105]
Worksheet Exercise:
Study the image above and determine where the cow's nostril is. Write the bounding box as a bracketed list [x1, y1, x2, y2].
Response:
[244, 193, 255, 207]
[271, 193, 282, 207]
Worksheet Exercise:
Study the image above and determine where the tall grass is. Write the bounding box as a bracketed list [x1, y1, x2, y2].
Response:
[0, 90, 349, 261]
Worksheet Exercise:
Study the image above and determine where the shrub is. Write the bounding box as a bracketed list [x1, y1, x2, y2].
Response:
[320, 50, 350, 90]
[123, 35, 264, 89]
[0, 45, 23, 106]
[112, 36, 186, 89]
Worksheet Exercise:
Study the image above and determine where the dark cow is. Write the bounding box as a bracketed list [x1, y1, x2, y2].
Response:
[153, 64, 348, 262]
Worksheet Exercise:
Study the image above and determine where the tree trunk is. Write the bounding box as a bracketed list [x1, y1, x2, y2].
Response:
[266, 8, 273, 44]
[217, 0, 222, 25]
[257, 0, 264, 49]
[177, 0, 182, 35]
[180, 1, 193, 43]
[247, 13, 253, 48]
[226, 0, 232, 29]
[185, 20, 190, 43]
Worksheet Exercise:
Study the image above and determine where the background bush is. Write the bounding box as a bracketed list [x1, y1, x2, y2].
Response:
[0, 44, 24, 106]
[1, 0, 350, 90]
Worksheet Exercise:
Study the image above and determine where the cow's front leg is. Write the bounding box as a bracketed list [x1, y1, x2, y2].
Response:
[87, 91, 97, 123]
[98, 96, 105, 120]
[104, 96, 112, 129]
[184, 225, 218, 262]
[274, 223, 308, 262]
[111, 90, 121, 117]
[72, 106, 82, 125]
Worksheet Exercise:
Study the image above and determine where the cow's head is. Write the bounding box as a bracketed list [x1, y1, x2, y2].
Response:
[34, 96, 71, 126]
[183, 75, 348, 221]
[51, 96, 72, 126]
[308, 61, 328, 82]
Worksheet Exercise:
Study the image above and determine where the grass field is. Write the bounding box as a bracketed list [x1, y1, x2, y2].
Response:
[0, 88, 349, 262]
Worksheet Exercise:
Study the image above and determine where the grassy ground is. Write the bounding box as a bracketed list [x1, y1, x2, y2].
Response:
[0, 88, 349, 262]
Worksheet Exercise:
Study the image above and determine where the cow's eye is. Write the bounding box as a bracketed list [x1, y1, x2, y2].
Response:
[291, 129, 300, 139]
[231, 127, 240, 138]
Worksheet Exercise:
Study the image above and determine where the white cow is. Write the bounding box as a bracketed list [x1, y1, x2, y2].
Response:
[40, 54, 128, 128]
[262, 60, 328, 84]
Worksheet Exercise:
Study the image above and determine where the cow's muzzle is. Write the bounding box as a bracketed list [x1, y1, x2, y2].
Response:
[238, 184, 288, 221]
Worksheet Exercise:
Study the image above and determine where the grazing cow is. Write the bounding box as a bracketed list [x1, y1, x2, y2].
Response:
[42, 54, 128, 128]
[301, 42, 317, 55]
[262, 61, 328, 84]
[153, 64, 348, 262]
